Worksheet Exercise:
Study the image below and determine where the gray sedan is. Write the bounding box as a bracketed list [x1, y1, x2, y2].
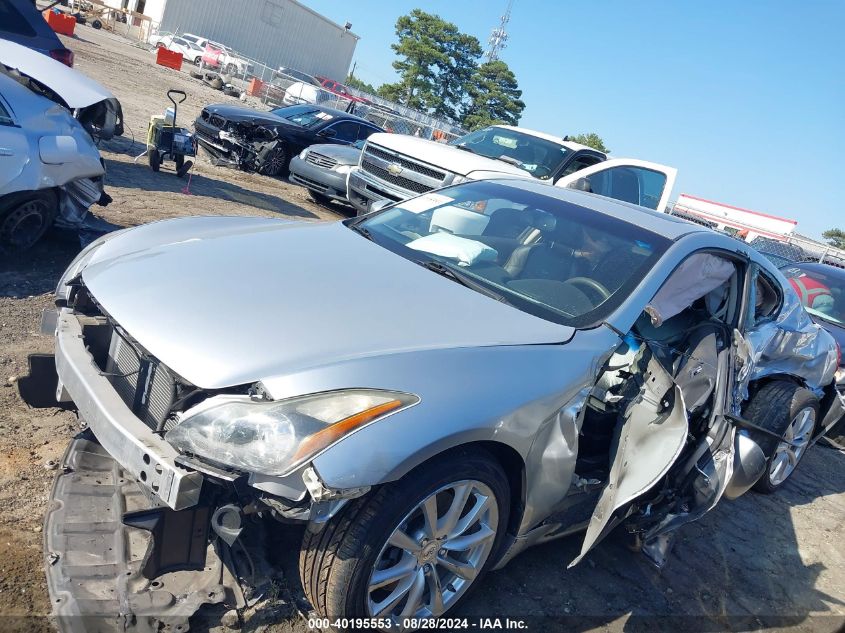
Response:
[289, 139, 365, 205]
[41, 179, 843, 630]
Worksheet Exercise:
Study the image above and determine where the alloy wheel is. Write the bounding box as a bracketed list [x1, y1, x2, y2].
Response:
[769, 406, 816, 486]
[367, 480, 498, 622]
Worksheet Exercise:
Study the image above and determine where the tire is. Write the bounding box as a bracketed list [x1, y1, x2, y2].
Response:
[308, 189, 332, 205]
[223, 87, 241, 98]
[259, 144, 288, 177]
[149, 150, 161, 172]
[174, 154, 185, 171]
[92, 19, 102, 29]
[744, 381, 819, 493]
[299, 448, 510, 625]
[189, 70, 204, 79]
[0, 191, 58, 251]
[193, 57, 201, 67]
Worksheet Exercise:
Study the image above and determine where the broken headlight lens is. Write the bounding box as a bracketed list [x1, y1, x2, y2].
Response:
[165, 389, 418, 476]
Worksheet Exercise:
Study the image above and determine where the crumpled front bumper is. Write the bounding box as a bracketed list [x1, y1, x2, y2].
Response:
[53, 308, 202, 510]
[44, 434, 243, 633]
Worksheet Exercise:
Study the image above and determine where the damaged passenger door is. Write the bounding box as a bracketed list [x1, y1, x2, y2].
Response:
[571, 250, 746, 567]
[570, 347, 689, 566]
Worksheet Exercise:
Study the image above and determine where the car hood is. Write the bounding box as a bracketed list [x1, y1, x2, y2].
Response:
[79, 217, 572, 389]
[307, 143, 362, 164]
[366, 133, 530, 178]
[202, 104, 288, 126]
[0, 40, 114, 109]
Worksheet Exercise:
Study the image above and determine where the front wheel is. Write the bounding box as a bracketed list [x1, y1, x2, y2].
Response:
[745, 381, 819, 493]
[259, 144, 288, 177]
[299, 449, 509, 625]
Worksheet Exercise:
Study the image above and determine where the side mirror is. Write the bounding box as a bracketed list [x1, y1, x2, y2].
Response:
[567, 177, 592, 192]
[320, 128, 337, 138]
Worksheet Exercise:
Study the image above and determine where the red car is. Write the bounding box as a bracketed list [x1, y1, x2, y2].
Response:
[315, 76, 371, 104]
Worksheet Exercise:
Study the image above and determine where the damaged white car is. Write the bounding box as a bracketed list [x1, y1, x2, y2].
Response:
[38, 179, 844, 630]
[0, 40, 117, 250]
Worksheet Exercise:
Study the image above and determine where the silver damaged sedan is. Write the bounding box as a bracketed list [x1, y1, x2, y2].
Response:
[41, 178, 845, 630]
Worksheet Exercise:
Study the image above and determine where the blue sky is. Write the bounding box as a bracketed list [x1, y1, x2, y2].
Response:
[305, 1, 844, 239]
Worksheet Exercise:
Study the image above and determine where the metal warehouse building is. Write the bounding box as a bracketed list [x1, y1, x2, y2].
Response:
[111, 0, 359, 80]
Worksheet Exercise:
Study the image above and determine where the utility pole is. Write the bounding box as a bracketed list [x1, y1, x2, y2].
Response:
[349, 61, 357, 80]
[485, 0, 514, 63]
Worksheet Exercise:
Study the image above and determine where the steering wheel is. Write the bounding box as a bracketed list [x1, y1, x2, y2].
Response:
[564, 277, 612, 301]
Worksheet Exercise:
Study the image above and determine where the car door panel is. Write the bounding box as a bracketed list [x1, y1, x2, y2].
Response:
[571, 352, 688, 566]
[556, 158, 677, 212]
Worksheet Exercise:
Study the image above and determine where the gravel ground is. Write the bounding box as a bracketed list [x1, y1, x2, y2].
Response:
[0, 24, 843, 633]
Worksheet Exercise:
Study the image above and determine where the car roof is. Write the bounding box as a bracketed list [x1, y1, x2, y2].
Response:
[486, 178, 707, 241]
[491, 125, 603, 154]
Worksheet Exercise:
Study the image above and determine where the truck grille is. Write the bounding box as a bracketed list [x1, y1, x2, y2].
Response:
[105, 328, 176, 432]
[305, 152, 338, 169]
[364, 145, 446, 180]
[361, 160, 433, 195]
[360, 144, 449, 196]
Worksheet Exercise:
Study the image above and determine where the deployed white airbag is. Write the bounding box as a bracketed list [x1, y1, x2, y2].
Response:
[645, 253, 735, 326]
[407, 233, 497, 266]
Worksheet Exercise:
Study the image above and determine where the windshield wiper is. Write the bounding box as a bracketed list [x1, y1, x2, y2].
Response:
[454, 144, 477, 155]
[348, 223, 375, 241]
[496, 155, 523, 167]
[419, 260, 510, 305]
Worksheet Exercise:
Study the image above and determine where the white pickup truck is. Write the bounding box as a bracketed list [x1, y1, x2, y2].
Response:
[347, 125, 676, 215]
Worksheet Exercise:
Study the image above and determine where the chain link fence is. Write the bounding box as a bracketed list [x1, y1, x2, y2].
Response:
[142, 28, 467, 143]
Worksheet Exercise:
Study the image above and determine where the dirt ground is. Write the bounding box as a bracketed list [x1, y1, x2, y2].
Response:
[0, 24, 843, 633]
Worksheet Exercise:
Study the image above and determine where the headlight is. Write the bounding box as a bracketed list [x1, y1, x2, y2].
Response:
[835, 367, 845, 384]
[299, 148, 309, 160]
[165, 389, 418, 476]
[335, 164, 352, 174]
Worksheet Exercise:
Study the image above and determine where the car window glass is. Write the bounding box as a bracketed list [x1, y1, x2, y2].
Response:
[357, 179, 671, 328]
[558, 155, 603, 178]
[583, 167, 667, 210]
[271, 106, 325, 127]
[450, 128, 572, 180]
[325, 121, 359, 143]
[0, 3, 37, 36]
[782, 265, 845, 325]
[0, 100, 13, 126]
[357, 125, 379, 142]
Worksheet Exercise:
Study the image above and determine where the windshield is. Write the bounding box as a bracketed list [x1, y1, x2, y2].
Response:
[782, 265, 845, 325]
[270, 105, 328, 127]
[353, 180, 670, 327]
[449, 128, 572, 180]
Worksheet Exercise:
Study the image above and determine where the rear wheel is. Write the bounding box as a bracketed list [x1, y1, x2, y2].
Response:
[0, 191, 57, 251]
[745, 381, 819, 493]
[299, 449, 509, 625]
[149, 149, 161, 172]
